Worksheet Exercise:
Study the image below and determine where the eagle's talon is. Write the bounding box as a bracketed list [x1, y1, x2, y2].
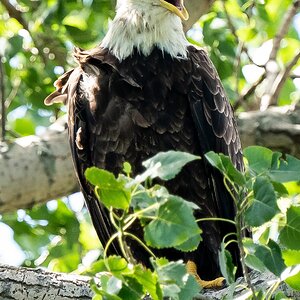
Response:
[186, 260, 226, 289]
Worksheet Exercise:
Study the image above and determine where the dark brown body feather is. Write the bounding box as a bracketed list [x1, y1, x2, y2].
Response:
[45, 45, 243, 280]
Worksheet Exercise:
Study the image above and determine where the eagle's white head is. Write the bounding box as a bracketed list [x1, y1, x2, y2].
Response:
[101, 0, 189, 61]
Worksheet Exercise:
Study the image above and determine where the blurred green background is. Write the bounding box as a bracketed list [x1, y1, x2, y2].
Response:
[0, 0, 299, 274]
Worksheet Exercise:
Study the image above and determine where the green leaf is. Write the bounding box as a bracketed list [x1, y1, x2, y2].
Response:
[254, 240, 286, 276]
[123, 162, 132, 176]
[218, 242, 236, 284]
[178, 274, 201, 300]
[117, 276, 144, 300]
[175, 234, 201, 252]
[133, 265, 161, 300]
[244, 146, 273, 174]
[144, 196, 201, 250]
[85, 167, 131, 210]
[141, 151, 200, 181]
[282, 250, 300, 290]
[12, 117, 36, 136]
[243, 238, 267, 273]
[62, 13, 88, 31]
[245, 176, 279, 227]
[270, 155, 300, 183]
[205, 151, 245, 185]
[204, 151, 225, 172]
[152, 258, 200, 299]
[280, 206, 300, 250]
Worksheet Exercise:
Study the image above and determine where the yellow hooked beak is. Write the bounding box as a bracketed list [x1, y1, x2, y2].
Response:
[160, 0, 189, 21]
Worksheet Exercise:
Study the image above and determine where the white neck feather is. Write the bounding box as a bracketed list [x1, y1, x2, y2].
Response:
[101, 1, 188, 61]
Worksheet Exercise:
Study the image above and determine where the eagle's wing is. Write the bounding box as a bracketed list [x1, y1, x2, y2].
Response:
[44, 49, 123, 256]
[187, 46, 244, 274]
[188, 46, 243, 170]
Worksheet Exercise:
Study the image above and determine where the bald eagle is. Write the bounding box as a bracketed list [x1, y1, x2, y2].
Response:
[45, 0, 243, 288]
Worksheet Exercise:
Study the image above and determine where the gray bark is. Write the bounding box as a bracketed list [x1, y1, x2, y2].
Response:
[0, 264, 92, 300]
[0, 116, 78, 213]
[1, 264, 299, 299]
[1, 106, 300, 213]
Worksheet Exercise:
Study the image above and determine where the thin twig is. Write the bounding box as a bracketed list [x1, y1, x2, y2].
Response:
[234, 74, 266, 110]
[222, 0, 265, 68]
[0, 0, 48, 65]
[236, 213, 258, 300]
[271, 51, 300, 105]
[269, 0, 300, 61]
[0, 55, 5, 141]
[260, 0, 300, 110]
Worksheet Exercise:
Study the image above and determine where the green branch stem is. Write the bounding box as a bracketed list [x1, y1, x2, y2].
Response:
[235, 213, 258, 299]
[124, 232, 157, 259]
[196, 217, 236, 226]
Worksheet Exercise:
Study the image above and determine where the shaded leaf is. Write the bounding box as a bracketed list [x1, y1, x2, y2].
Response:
[245, 177, 279, 227]
[218, 242, 236, 284]
[205, 151, 245, 185]
[254, 240, 286, 276]
[270, 155, 300, 183]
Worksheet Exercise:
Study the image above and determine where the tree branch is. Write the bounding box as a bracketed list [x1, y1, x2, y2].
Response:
[271, 51, 300, 105]
[1, 107, 300, 214]
[0, 116, 78, 213]
[0, 264, 92, 299]
[0, 55, 5, 142]
[1, 264, 300, 300]
[269, 0, 300, 61]
[260, 0, 300, 110]
[0, 0, 48, 64]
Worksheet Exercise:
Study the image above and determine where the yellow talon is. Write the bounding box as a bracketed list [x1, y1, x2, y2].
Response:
[186, 260, 226, 289]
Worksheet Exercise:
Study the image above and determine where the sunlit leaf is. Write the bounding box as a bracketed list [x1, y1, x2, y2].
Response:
[282, 250, 300, 290]
[144, 196, 201, 250]
[280, 206, 300, 250]
[141, 151, 200, 181]
[85, 167, 131, 210]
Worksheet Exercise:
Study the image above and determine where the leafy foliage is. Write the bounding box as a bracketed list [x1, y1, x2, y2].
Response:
[85, 151, 202, 299]
[0, 0, 300, 298]
[206, 146, 300, 296]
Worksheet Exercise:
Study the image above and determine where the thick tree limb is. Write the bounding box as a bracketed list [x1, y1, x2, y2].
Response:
[1, 107, 300, 214]
[238, 106, 300, 158]
[0, 264, 92, 299]
[1, 264, 300, 299]
[0, 117, 78, 213]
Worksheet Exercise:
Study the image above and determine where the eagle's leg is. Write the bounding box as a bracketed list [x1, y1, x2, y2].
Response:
[186, 260, 226, 289]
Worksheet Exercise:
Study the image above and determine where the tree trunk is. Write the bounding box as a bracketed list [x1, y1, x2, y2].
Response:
[1, 107, 300, 213]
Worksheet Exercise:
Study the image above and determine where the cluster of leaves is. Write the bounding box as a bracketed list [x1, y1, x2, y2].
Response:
[83, 147, 300, 299]
[84, 151, 203, 300]
[0, 0, 114, 138]
[206, 146, 300, 297]
[1, 199, 101, 272]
